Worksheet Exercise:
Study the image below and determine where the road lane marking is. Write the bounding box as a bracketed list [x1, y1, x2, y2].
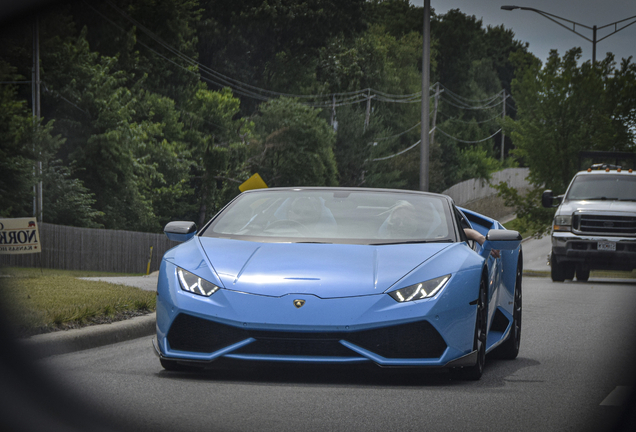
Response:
[600, 386, 632, 406]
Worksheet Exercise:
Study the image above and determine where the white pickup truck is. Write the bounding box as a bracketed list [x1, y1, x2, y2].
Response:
[542, 166, 636, 282]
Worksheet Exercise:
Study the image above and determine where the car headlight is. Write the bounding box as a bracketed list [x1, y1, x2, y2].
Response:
[388, 275, 451, 303]
[177, 268, 220, 297]
[553, 214, 572, 232]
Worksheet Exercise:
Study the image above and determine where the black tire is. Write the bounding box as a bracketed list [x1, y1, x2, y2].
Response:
[452, 276, 488, 380]
[550, 254, 565, 282]
[576, 265, 590, 282]
[495, 256, 522, 360]
[564, 263, 575, 280]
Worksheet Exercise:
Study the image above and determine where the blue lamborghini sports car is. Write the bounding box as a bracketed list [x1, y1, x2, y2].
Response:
[153, 187, 522, 380]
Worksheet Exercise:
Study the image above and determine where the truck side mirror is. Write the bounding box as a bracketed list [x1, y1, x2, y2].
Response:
[541, 190, 560, 208]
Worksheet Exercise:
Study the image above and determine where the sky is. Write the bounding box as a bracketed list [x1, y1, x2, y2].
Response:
[410, 0, 636, 64]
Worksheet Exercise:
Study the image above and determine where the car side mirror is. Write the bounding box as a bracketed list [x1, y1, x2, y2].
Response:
[542, 190, 562, 208]
[479, 229, 521, 257]
[164, 221, 197, 242]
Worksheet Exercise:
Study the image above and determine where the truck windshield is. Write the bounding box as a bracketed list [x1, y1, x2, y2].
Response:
[567, 175, 636, 201]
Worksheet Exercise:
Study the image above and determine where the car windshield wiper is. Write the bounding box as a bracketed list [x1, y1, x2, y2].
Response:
[293, 241, 333, 244]
[370, 239, 453, 246]
[617, 198, 636, 202]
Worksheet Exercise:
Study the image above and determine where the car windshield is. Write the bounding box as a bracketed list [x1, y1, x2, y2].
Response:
[566, 175, 636, 201]
[200, 189, 456, 245]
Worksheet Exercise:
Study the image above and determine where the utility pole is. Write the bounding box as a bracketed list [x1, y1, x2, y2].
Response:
[32, 15, 42, 222]
[430, 83, 440, 147]
[420, 0, 431, 191]
[364, 89, 375, 131]
[592, 25, 597, 63]
[501, 89, 506, 162]
[330, 94, 337, 131]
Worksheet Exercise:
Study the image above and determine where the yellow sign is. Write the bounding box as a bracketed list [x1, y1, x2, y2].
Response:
[0, 218, 42, 255]
[239, 173, 268, 192]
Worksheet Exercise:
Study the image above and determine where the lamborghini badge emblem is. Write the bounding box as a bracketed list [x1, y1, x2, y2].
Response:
[293, 299, 305, 308]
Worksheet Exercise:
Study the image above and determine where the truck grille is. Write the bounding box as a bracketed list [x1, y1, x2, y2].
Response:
[575, 213, 636, 236]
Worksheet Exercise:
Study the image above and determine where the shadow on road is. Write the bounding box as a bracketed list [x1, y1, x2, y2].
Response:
[154, 354, 542, 389]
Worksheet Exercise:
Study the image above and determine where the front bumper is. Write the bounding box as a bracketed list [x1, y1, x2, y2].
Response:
[552, 232, 636, 270]
[155, 261, 481, 368]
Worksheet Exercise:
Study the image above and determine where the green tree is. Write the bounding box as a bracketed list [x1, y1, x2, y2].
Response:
[197, 0, 366, 112]
[43, 28, 197, 231]
[508, 48, 634, 194]
[74, 0, 203, 106]
[498, 48, 636, 237]
[251, 97, 338, 187]
[365, 0, 424, 39]
[182, 85, 253, 227]
[0, 60, 101, 225]
[0, 62, 34, 218]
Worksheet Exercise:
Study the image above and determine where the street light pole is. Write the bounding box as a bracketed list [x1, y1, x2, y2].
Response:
[501, 5, 636, 63]
[420, 0, 430, 192]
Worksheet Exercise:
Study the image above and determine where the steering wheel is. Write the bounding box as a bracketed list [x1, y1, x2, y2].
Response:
[265, 219, 310, 236]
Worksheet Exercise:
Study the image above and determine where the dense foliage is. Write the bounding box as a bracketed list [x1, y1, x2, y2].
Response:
[496, 48, 636, 236]
[3, 0, 631, 233]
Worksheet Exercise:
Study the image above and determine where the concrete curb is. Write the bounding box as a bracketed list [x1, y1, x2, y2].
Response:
[19, 313, 156, 360]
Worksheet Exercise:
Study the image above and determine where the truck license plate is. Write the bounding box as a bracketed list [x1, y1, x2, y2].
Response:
[597, 241, 616, 251]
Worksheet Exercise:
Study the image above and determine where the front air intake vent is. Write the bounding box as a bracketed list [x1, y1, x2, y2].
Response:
[167, 314, 447, 359]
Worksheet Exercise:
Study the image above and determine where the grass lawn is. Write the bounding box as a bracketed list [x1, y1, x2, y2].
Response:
[0, 267, 156, 337]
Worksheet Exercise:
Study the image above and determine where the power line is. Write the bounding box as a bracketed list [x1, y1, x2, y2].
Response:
[438, 95, 503, 111]
[439, 84, 503, 103]
[369, 126, 504, 162]
[369, 138, 423, 161]
[101, 0, 426, 105]
[76, 0, 515, 156]
[42, 82, 89, 114]
[374, 122, 421, 141]
[435, 127, 502, 144]
[98, 1, 511, 110]
[437, 111, 502, 124]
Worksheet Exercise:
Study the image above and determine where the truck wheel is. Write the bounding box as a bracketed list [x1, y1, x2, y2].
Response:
[551, 254, 565, 282]
[564, 263, 575, 280]
[576, 265, 590, 282]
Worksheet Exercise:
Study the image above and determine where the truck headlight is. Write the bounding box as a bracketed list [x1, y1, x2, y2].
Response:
[553, 215, 572, 232]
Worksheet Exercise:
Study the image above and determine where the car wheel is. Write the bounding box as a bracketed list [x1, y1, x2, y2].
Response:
[564, 263, 575, 280]
[494, 256, 522, 360]
[550, 254, 565, 282]
[452, 276, 488, 380]
[576, 265, 590, 282]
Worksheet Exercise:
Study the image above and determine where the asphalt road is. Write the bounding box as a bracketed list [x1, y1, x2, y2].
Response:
[30, 275, 636, 432]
